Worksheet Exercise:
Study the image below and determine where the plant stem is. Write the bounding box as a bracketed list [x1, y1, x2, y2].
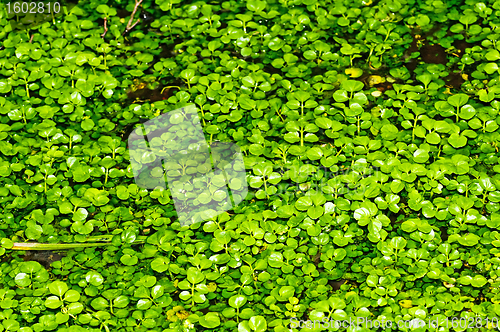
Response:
[336, 144, 344, 156]
[9, 236, 147, 251]
[10, 242, 114, 251]
[412, 117, 418, 140]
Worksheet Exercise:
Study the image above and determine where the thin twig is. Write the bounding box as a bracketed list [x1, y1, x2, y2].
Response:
[101, 17, 108, 38]
[29, 34, 34, 43]
[123, 0, 144, 35]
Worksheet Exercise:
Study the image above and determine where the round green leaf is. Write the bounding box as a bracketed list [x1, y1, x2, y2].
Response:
[199, 312, 221, 328]
[229, 294, 248, 309]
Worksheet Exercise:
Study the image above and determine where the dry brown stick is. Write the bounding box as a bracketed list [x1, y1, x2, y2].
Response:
[123, 0, 144, 35]
[29, 34, 34, 43]
[101, 17, 108, 38]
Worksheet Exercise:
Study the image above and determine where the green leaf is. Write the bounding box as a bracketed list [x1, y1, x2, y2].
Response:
[390, 236, 407, 250]
[486, 50, 500, 61]
[268, 252, 284, 268]
[120, 254, 138, 266]
[229, 295, 248, 309]
[90, 297, 108, 311]
[426, 132, 441, 144]
[295, 197, 312, 211]
[86, 271, 104, 286]
[401, 220, 417, 232]
[470, 275, 487, 287]
[187, 267, 205, 284]
[448, 133, 467, 148]
[199, 312, 221, 328]
[485, 63, 499, 74]
[238, 316, 267, 332]
[49, 281, 68, 297]
[447, 94, 469, 108]
[72, 208, 88, 222]
[413, 149, 429, 163]
[15, 273, 31, 288]
[458, 233, 480, 246]
[64, 290, 80, 302]
[268, 37, 284, 51]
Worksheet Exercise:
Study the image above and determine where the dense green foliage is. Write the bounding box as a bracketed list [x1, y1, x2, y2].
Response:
[1, 0, 500, 331]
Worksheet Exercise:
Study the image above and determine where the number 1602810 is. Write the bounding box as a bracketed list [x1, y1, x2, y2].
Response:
[6, 2, 61, 15]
